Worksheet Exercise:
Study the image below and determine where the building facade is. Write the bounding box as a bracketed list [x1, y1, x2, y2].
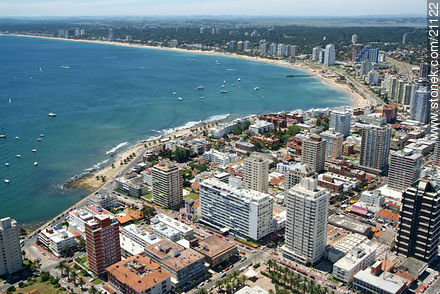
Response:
[301, 134, 326, 173]
[359, 120, 392, 173]
[329, 109, 352, 137]
[321, 130, 343, 159]
[388, 149, 422, 191]
[0, 218, 22, 276]
[243, 153, 270, 193]
[152, 162, 183, 210]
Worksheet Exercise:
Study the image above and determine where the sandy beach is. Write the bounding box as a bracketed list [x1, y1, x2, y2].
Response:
[1, 33, 376, 192]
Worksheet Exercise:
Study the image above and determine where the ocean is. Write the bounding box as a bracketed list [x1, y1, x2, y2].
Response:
[0, 35, 350, 225]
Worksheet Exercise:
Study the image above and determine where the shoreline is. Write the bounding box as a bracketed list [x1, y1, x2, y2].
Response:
[1, 33, 373, 109]
[2, 32, 378, 229]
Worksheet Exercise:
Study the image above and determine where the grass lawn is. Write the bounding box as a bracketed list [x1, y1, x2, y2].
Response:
[142, 191, 152, 200]
[14, 281, 66, 294]
[327, 275, 342, 285]
[184, 193, 199, 200]
[93, 277, 103, 285]
[234, 237, 259, 248]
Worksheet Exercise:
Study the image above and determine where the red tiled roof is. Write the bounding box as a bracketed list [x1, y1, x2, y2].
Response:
[377, 209, 400, 222]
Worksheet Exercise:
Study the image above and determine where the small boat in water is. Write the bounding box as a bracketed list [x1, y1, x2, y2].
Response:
[0, 135, 5, 139]
[223, 80, 227, 84]
[48, 112, 56, 117]
[32, 149, 37, 152]
[200, 96, 205, 99]
[220, 90, 228, 94]
[4, 179, 9, 184]
[16, 155, 21, 158]
[37, 138, 42, 141]
[197, 86, 204, 90]
[254, 87, 261, 91]
[9, 97, 12, 104]
[178, 97, 183, 101]
[5, 163, 9, 167]
[40, 134, 45, 137]
[34, 162, 38, 166]
[238, 77, 241, 82]
[172, 92, 177, 95]
[15, 136, 19, 140]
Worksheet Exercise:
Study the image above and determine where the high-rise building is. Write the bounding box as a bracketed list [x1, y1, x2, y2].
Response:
[368, 48, 379, 63]
[259, 40, 267, 54]
[277, 43, 287, 56]
[382, 104, 398, 123]
[288, 45, 299, 57]
[402, 83, 415, 105]
[229, 40, 237, 51]
[301, 134, 326, 173]
[284, 163, 314, 190]
[243, 153, 270, 193]
[199, 178, 274, 241]
[410, 81, 430, 124]
[388, 76, 398, 100]
[395, 79, 407, 104]
[312, 46, 322, 62]
[366, 69, 379, 85]
[243, 40, 251, 51]
[324, 44, 335, 66]
[85, 214, 121, 275]
[352, 44, 363, 62]
[268, 43, 277, 56]
[283, 177, 329, 265]
[402, 33, 408, 45]
[237, 40, 245, 51]
[419, 62, 430, 79]
[108, 28, 114, 41]
[321, 130, 343, 159]
[359, 120, 392, 172]
[395, 180, 440, 264]
[351, 34, 358, 44]
[0, 218, 22, 276]
[388, 149, 422, 191]
[152, 162, 183, 210]
[329, 108, 352, 137]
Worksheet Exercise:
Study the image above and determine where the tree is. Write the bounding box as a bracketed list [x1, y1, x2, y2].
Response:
[88, 286, 98, 294]
[56, 261, 66, 276]
[141, 205, 156, 223]
[196, 289, 208, 294]
[77, 277, 85, 290]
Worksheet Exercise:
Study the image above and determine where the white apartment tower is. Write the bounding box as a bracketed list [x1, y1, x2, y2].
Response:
[320, 130, 343, 159]
[243, 153, 270, 193]
[199, 178, 274, 241]
[324, 44, 336, 66]
[152, 162, 183, 209]
[301, 134, 326, 173]
[388, 149, 422, 191]
[283, 177, 329, 265]
[329, 108, 352, 137]
[0, 218, 23, 276]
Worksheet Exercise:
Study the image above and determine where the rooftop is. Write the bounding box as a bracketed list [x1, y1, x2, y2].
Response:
[106, 254, 170, 293]
[194, 235, 237, 259]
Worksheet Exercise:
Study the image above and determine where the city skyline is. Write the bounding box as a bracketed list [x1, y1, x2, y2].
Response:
[0, 0, 425, 17]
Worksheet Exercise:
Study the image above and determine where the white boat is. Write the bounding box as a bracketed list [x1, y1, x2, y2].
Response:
[238, 78, 241, 82]
[40, 134, 45, 137]
[32, 149, 37, 152]
[197, 86, 204, 90]
[220, 90, 228, 94]
[200, 96, 205, 99]
[34, 162, 38, 166]
[5, 163, 9, 167]
[9, 98, 11, 104]
[178, 97, 183, 101]
[172, 92, 177, 95]
[0, 135, 5, 139]
[37, 138, 42, 141]
[254, 87, 261, 91]
[223, 80, 227, 84]
[4, 179, 9, 184]
[40, 67, 43, 72]
[15, 136, 19, 140]
[221, 85, 225, 88]
[16, 155, 21, 158]
[48, 112, 56, 117]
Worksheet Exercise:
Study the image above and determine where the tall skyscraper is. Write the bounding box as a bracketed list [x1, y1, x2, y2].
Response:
[388, 149, 422, 191]
[312, 46, 322, 62]
[320, 130, 343, 159]
[402, 83, 415, 106]
[301, 134, 326, 173]
[395, 180, 440, 264]
[243, 153, 270, 193]
[402, 33, 408, 45]
[324, 44, 335, 66]
[329, 108, 352, 137]
[419, 62, 430, 80]
[359, 120, 392, 172]
[108, 28, 114, 41]
[85, 214, 120, 275]
[410, 81, 430, 124]
[352, 44, 363, 62]
[351, 34, 358, 44]
[0, 218, 22, 276]
[152, 162, 183, 209]
[283, 177, 329, 265]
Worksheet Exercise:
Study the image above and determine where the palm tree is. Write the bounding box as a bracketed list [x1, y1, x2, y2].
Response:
[56, 261, 65, 276]
[215, 280, 223, 288]
[225, 283, 232, 293]
[267, 259, 274, 271]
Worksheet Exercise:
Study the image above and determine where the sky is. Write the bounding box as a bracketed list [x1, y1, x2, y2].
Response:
[0, 0, 425, 17]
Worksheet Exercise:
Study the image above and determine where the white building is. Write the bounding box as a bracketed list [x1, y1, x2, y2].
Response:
[388, 149, 422, 192]
[39, 226, 76, 257]
[330, 108, 352, 137]
[249, 120, 274, 134]
[120, 224, 161, 257]
[366, 69, 379, 85]
[359, 190, 385, 207]
[324, 44, 336, 66]
[203, 149, 238, 166]
[312, 46, 322, 62]
[150, 213, 194, 240]
[332, 241, 378, 283]
[152, 162, 183, 210]
[243, 153, 271, 193]
[0, 218, 22, 276]
[321, 130, 343, 159]
[283, 178, 329, 265]
[199, 178, 274, 241]
[210, 118, 249, 138]
[353, 263, 408, 294]
[88, 193, 118, 209]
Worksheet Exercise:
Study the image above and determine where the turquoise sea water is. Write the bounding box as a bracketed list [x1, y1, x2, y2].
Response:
[0, 35, 350, 225]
